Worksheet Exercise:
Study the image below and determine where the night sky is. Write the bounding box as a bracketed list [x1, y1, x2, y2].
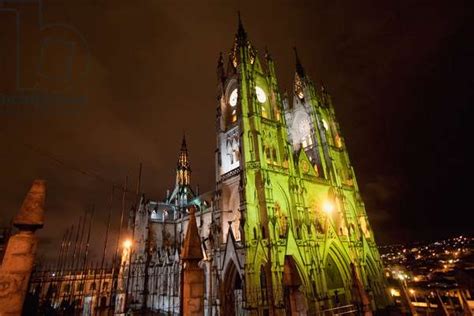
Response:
[0, 0, 472, 261]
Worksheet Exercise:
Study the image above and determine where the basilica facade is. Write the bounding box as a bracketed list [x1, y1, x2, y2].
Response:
[117, 18, 389, 316]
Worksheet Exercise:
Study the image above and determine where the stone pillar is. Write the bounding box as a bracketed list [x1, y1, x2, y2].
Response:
[0, 180, 46, 316]
[350, 263, 373, 316]
[181, 207, 204, 316]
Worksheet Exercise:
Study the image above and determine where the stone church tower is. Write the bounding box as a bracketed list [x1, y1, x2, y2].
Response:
[214, 16, 389, 315]
[122, 16, 389, 316]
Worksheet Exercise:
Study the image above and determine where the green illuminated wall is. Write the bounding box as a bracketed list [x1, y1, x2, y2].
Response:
[215, 22, 389, 314]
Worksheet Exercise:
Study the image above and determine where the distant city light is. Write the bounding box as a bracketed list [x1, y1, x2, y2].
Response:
[390, 288, 400, 297]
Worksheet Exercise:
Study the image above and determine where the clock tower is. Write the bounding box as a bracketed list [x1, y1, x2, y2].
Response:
[213, 15, 389, 315]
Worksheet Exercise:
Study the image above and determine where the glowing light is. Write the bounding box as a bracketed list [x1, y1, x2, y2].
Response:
[322, 119, 329, 130]
[123, 239, 132, 249]
[409, 289, 415, 295]
[322, 200, 334, 214]
[255, 86, 267, 103]
[390, 288, 400, 297]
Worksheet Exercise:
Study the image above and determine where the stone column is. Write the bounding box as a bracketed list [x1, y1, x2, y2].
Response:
[181, 207, 204, 316]
[350, 263, 373, 316]
[0, 180, 46, 316]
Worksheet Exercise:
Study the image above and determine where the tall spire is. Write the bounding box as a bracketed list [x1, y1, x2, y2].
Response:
[237, 11, 247, 43]
[177, 134, 191, 186]
[293, 47, 306, 78]
[181, 133, 187, 152]
[230, 12, 255, 68]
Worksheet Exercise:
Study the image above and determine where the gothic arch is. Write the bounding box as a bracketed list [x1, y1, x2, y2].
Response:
[323, 246, 351, 307]
[221, 259, 243, 315]
[364, 254, 382, 297]
[274, 183, 291, 238]
[283, 255, 309, 315]
[276, 183, 291, 211]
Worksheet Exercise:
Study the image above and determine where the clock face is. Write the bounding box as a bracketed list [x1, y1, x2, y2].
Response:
[229, 88, 238, 107]
[255, 86, 267, 103]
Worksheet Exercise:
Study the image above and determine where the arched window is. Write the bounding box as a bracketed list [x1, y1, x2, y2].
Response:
[265, 147, 271, 164]
[325, 253, 348, 307]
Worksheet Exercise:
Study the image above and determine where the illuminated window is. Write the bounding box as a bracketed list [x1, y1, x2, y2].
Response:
[261, 104, 268, 118]
[301, 136, 313, 148]
[314, 164, 319, 176]
[265, 147, 271, 164]
[322, 119, 329, 130]
[335, 135, 342, 148]
[275, 109, 281, 121]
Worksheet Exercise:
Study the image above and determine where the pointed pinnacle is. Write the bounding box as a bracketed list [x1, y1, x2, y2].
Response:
[14, 179, 46, 230]
[181, 205, 203, 261]
[293, 47, 305, 78]
[264, 46, 272, 61]
[181, 132, 187, 151]
[217, 52, 224, 66]
[237, 11, 247, 41]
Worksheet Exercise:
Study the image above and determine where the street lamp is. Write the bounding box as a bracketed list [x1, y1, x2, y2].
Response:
[123, 239, 132, 249]
[322, 200, 334, 233]
[409, 289, 417, 302]
[118, 238, 133, 315]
